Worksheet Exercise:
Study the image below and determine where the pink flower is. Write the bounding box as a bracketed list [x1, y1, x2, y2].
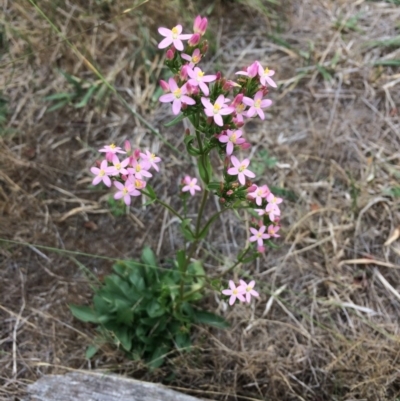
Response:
[140, 150, 161, 172]
[187, 67, 216, 96]
[243, 91, 272, 120]
[218, 129, 245, 155]
[105, 155, 129, 176]
[227, 156, 255, 185]
[114, 181, 140, 206]
[99, 143, 126, 155]
[235, 61, 260, 78]
[267, 224, 280, 238]
[248, 185, 270, 206]
[158, 25, 192, 51]
[159, 78, 196, 115]
[238, 280, 259, 303]
[182, 176, 201, 196]
[201, 95, 234, 126]
[231, 94, 247, 124]
[127, 159, 152, 180]
[222, 280, 246, 305]
[249, 225, 269, 246]
[258, 64, 277, 88]
[181, 48, 202, 68]
[265, 193, 282, 221]
[193, 15, 208, 35]
[91, 160, 112, 187]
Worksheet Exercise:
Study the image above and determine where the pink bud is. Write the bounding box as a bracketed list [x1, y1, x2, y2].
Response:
[134, 148, 140, 159]
[180, 65, 189, 80]
[185, 82, 193, 95]
[182, 175, 191, 185]
[105, 152, 114, 162]
[124, 140, 132, 153]
[215, 71, 222, 81]
[121, 174, 128, 181]
[185, 128, 190, 136]
[219, 197, 226, 204]
[232, 93, 244, 107]
[233, 118, 244, 128]
[257, 246, 266, 254]
[257, 219, 264, 228]
[248, 61, 259, 78]
[193, 16, 208, 35]
[240, 142, 251, 150]
[226, 190, 234, 196]
[166, 48, 175, 60]
[247, 185, 257, 193]
[159, 79, 170, 92]
[188, 33, 201, 46]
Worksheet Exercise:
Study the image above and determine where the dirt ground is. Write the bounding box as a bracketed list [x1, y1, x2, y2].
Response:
[1, 0, 400, 400]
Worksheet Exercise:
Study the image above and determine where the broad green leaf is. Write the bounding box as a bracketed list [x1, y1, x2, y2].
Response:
[207, 181, 221, 191]
[146, 299, 165, 318]
[148, 345, 169, 369]
[85, 345, 99, 359]
[114, 326, 132, 352]
[141, 246, 157, 268]
[193, 310, 229, 329]
[69, 304, 99, 323]
[175, 332, 191, 350]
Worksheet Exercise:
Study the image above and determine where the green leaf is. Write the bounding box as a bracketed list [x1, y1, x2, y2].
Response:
[114, 326, 132, 352]
[184, 135, 201, 156]
[176, 249, 186, 271]
[265, 239, 281, 249]
[144, 184, 157, 200]
[316, 64, 332, 81]
[207, 181, 221, 191]
[69, 305, 99, 323]
[175, 332, 191, 350]
[193, 310, 229, 329]
[75, 84, 98, 108]
[198, 154, 212, 185]
[146, 299, 165, 318]
[373, 59, 400, 67]
[164, 113, 185, 127]
[47, 100, 69, 112]
[141, 247, 157, 268]
[148, 345, 169, 369]
[85, 345, 99, 359]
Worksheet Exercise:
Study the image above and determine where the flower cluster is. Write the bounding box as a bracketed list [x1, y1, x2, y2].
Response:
[222, 279, 259, 305]
[91, 141, 161, 206]
[157, 16, 283, 304]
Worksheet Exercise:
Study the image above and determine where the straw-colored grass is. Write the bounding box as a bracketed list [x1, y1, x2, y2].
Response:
[1, 0, 400, 400]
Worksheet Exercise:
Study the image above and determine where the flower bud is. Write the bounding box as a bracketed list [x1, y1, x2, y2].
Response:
[240, 142, 251, 150]
[193, 16, 208, 35]
[188, 33, 201, 46]
[206, 116, 213, 125]
[257, 245, 266, 254]
[166, 48, 175, 60]
[124, 140, 132, 153]
[180, 64, 189, 81]
[226, 190, 234, 196]
[201, 40, 208, 54]
[185, 128, 190, 136]
[219, 197, 226, 204]
[231, 182, 239, 189]
[247, 184, 257, 193]
[134, 148, 141, 159]
[121, 174, 128, 181]
[159, 79, 170, 92]
[215, 71, 222, 81]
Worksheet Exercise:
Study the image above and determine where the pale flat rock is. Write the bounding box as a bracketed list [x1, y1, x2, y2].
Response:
[25, 371, 208, 401]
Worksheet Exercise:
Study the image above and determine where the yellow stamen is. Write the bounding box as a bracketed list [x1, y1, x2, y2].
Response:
[173, 88, 182, 99]
[197, 71, 204, 78]
[264, 67, 269, 74]
[172, 26, 179, 39]
[110, 143, 116, 149]
[213, 104, 221, 114]
[255, 99, 261, 108]
[99, 170, 105, 177]
[115, 163, 121, 170]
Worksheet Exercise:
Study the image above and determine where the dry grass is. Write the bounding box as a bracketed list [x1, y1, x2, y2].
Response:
[1, 0, 400, 400]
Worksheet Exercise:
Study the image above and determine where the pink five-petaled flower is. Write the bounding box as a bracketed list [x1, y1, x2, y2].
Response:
[227, 155, 255, 185]
[187, 67, 216, 96]
[238, 280, 259, 303]
[201, 95, 233, 127]
[248, 184, 270, 206]
[267, 224, 280, 238]
[182, 176, 201, 196]
[222, 280, 246, 306]
[114, 181, 140, 206]
[140, 150, 161, 172]
[91, 160, 112, 187]
[265, 192, 283, 221]
[243, 91, 272, 120]
[105, 155, 129, 176]
[258, 64, 277, 88]
[157, 25, 192, 51]
[159, 78, 195, 115]
[249, 225, 269, 247]
[181, 48, 202, 68]
[218, 129, 245, 156]
[99, 143, 126, 155]
[235, 61, 260, 78]
[127, 159, 152, 180]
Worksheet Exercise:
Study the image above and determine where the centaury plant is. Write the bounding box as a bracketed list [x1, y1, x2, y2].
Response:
[71, 15, 283, 367]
